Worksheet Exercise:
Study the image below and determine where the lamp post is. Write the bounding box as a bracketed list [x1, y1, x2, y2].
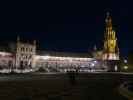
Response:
[123, 59, 128, 71]
[124, 66, 128, 70]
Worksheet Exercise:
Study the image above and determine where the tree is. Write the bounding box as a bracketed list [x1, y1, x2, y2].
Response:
[118, 55, 125, 71]
[128, 50, 133, 69]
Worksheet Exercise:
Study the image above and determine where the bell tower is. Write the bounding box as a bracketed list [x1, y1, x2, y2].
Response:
[103, 12, 119, 60]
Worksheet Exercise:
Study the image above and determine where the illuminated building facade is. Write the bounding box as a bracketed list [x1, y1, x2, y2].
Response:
[0, 52, 14, 73]
[0, 37, 107, 73]
[0, 12, 120, 73]
[103, 12, 119, 60]
[15, 37, 36, 73]
[35, 51, 107, 72]
[0, 37, 36, 73]
[102, 12, 120, 71]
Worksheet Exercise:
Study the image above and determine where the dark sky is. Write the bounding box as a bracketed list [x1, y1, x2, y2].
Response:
[0, 1, 133, 57]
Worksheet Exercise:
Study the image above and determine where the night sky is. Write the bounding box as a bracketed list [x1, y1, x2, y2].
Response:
[0, 1, 133, 57]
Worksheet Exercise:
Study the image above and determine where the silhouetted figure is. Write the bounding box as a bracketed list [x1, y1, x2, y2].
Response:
[75, 67, 79, 76]
[67, 70, 77, 85]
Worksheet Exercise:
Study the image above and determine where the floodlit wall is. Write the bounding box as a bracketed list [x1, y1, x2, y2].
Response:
[0, 52, 108, 73]
[34, 55, 107, 72]
[15, 39, 36, 73]
[0, 52, 14, 73]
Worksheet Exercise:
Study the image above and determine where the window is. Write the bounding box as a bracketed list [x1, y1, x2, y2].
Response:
[21, 54, 23, 57]
[20, 61, 24, 69]
[31, 48, 33, 52]
[29, 55, 32, 59]
[26, 48, 28, 51]
[21, 47, 24, 51]
[8, 61, 12, 67]
[25, 61, 28, 66]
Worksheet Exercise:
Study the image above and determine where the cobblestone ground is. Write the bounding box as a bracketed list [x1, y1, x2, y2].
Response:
[0, 73, 130, 100]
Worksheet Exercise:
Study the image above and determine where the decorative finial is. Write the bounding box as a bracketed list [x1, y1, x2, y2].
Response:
[106, 12, 110, 16]
[33, 40, 36, 45]
[17, 36, 20, 41]
[94, 45, 97, 51]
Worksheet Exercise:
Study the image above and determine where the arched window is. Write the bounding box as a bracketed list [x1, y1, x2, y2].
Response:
[30, 48, 33, 52]
[26, 48, 28, 52]
[20, 61, 24, 69]
[21, 47, 24, 52]
[25, 61, 28, 66]
[8, 60, 12, 67]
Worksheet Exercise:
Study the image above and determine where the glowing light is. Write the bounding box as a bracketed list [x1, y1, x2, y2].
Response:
[124, 66, 128, 70]
[44, 55, 50, 59]
[114, 65, 118, 71]
[94, 60, 97, 63]
[0, 52, 12, 57]
[124, 59, 127, 63]
[91, 63, 95, 67]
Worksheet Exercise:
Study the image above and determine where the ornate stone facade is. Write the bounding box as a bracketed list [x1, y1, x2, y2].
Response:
[103, 12, 119, 60]
[0, 12, 121, 73]
[0, 38, 106, 73]
[14, 36, 36, 73]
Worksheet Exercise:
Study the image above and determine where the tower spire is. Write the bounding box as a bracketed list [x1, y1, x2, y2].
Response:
[105, 11, 112, 32]
[17, 36, 20, 42]
[93, 45, 97, 51]
[103, 12, 119, 60]
[33, 40, 36, 45]
[106, 11, 110, 16]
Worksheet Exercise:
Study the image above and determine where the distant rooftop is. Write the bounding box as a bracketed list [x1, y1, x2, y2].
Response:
[37, 50, 92, 58]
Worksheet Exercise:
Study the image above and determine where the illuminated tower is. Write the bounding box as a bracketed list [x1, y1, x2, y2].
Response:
[15, 36, 36, 73]
[103, 12, 119, 60]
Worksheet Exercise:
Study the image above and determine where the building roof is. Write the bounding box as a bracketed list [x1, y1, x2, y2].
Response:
[37, 50, 92, 58]
[0, 42, 11, 52]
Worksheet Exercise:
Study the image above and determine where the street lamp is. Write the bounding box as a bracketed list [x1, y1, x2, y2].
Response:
[114, 65, 118, 71]
[123, 59, 128, 71]
[124, 59, 128, 63]
[94, 60, 97, 63]
[91, 63, 95, 67]
[124, 66, 128, 70]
